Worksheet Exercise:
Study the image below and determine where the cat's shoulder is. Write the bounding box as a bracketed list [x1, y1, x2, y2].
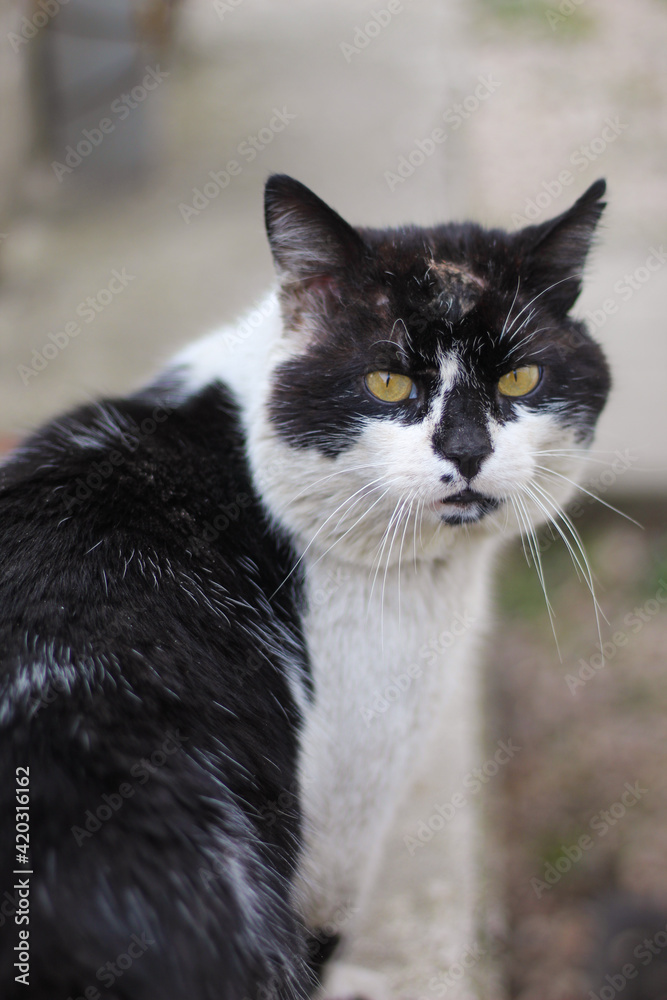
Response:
[0, 380, 246, 532]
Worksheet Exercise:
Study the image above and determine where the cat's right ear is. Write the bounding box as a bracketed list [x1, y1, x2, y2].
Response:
[264, 175, 366, 286]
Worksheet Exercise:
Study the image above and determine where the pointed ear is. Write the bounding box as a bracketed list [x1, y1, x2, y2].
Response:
[518, 178, 607, 315]
[264, 174, 366, 285]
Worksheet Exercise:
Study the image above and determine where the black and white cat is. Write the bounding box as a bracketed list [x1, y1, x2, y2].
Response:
[0, 175, 610, 1000]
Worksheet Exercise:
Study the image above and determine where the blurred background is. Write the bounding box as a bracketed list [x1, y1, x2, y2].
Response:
[0, 1, 665, 997]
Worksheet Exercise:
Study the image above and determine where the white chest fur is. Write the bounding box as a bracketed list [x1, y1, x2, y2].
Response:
[292, 539, 497, 931]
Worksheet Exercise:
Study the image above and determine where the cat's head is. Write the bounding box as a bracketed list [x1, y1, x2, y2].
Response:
[257, 174, 610, 564]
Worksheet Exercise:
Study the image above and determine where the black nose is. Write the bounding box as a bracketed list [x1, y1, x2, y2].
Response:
[433, 418, 493, 480]
[432, 391, 493, 480]
[444, 448, 491, 480]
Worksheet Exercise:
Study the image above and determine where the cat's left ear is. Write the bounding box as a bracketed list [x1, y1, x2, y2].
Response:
[264, 174, 366, 287]
[517, 178, 607, 316]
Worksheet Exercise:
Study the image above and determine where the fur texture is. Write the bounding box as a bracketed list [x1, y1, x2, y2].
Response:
[0, 175, 610, 999]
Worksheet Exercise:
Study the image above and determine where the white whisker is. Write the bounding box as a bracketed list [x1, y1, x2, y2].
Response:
[396, 495, 416, 629]
[271, 474, 394, 597]
[500, 276, 521, 339]
[514, 490, 561, 657]
[533, 465, 643, 528]
[523, 480, 608, 657]
[505, 272, 583, 338]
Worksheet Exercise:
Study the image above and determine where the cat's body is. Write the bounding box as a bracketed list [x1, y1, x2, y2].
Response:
[174, 290, 496, 942]
[0, 176, 610, 999]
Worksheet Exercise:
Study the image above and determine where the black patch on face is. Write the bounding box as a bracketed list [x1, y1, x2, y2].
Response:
[432, 384, 493, 479]
[264, 175, 611, 459]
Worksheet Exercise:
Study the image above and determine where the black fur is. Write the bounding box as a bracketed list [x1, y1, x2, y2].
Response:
[265, 175, 610, 462]
[0, 385, 313, 1000]
[0, 175, 612, 998]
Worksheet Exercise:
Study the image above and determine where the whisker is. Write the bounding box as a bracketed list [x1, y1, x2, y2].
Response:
[505, 272, 583, 338]
[507, 324, 554, 356]
[396, 495, 416, 630]
[509, 496, 532, 566]
[281, 463, 380, 508]
[514, 490, 561, 657]
[381, 495, 412, 644]
[533, 447, 624, 456]
[507, 306, 537, 345]
[303, 484, 395, 579]
[531, 450, 609, 466]
[368, 493, 405, 616]
[500, 276, 521, 340]
[412, 496, 424, 570]
[271, 474, 394, 597]
[533, 465, 643, 528]
[523, 480, 608, 655]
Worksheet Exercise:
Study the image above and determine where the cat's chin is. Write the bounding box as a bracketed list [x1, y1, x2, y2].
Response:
[437, 490, 501, 525]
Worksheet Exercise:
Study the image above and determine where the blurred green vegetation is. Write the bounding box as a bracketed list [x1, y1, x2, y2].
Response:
[473, 0, 597, 39]
[496, 522, 597, 620]
[498, 506, 667, 626]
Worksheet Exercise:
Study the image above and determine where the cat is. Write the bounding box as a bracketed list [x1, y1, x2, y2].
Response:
[0, 174, 610, 1000]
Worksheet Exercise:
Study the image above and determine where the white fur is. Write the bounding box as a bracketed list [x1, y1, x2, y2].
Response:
[167, 295, 592, 995]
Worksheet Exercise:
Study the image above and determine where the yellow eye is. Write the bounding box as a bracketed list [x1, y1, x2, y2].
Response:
[498, 365, 541, 397]
[365, 371, 415, 403]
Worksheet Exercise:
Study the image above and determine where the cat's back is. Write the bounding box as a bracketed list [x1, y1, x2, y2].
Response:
[0, 380, 311, 999]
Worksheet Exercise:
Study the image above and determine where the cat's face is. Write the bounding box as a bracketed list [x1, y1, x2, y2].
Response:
[258, 176, 610, 565]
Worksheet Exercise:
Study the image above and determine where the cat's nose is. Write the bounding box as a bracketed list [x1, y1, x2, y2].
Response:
[436, 425, 493, 480]
[445, 447, 491, 480]
[433, 394, 493, 480]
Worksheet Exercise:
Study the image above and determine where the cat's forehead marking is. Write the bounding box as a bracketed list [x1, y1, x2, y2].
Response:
[429, 259, 485, 319]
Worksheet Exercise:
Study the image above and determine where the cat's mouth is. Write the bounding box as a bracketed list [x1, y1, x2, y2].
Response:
[438, 489, 501, 524]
